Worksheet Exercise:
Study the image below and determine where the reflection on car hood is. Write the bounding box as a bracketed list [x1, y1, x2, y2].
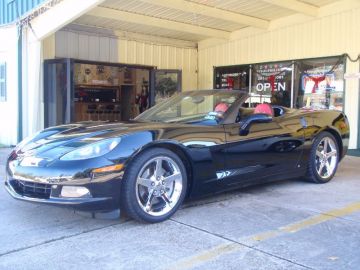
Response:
[15, 121, 166, 159]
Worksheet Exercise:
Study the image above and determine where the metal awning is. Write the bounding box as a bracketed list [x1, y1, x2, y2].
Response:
[70, 0, 340, 42]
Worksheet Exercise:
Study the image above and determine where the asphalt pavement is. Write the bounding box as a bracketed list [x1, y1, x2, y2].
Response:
[0, 147, 359, 270]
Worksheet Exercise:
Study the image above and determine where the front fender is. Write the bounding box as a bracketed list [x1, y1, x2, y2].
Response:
[105, 131, 194, 177]
[108, 134, 196, 197]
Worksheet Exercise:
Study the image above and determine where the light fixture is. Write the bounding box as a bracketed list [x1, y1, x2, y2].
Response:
[92, 164, 124, 173]
[61, 186, 90, 198]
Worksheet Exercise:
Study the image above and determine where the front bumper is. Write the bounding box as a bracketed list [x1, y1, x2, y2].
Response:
[4, 151, 127, 211]
[5, 180, 117, 211]
[4, 172, 124, 212]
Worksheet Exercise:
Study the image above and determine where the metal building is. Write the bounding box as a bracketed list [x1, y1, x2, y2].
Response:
[0, 0, 359, 153]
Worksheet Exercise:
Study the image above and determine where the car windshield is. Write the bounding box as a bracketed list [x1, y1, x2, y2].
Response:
[135, 90, 247, 124]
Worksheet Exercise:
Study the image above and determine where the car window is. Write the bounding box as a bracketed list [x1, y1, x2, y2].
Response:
[136, 91, 246, 125]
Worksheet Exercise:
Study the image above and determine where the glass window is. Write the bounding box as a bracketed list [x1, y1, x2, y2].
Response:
[44, 61, 72, 127]
[154, 70, 181, 105]
[213, 55, 345, 111]
[250, 62, 293, 107]
[137, 90, 244, 124]
[214, 65, 249, 90]
[295, 57, 345, 111]
[0, 62, 6, 102]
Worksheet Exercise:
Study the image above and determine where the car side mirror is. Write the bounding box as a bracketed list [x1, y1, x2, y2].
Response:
[239, 113, 272, 136]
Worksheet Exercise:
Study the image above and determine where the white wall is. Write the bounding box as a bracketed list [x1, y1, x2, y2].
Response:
[53, 30, 198, 91]
[198, 4, 360, 149]
[22, 28, 44, 140]
[0, 25, 18, 146]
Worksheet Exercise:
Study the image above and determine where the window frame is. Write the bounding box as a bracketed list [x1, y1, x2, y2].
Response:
[214, 55, 346, 112]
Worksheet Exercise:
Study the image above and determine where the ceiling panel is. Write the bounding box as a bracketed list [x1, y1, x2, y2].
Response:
[74, 15, 207, 41]
[77, 0, 342, 42]
[299, 0, 340, 7]
[101, 0, 246, 31]
[187, 0, 295, 20]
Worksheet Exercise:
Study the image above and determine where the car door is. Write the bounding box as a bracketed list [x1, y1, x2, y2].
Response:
[164, 124, 228, 196]
[221, 113, 305, 187]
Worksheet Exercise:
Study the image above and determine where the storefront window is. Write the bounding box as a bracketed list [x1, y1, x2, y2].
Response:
[72, 63, 151, 121]
[250, 62, 293, 107]
[295, 57, 345, 111]
[44, 60, 71, 127]
[44, 59, 153, 127]
[214, 55, 345, 111]
[214, 65, 249, 90]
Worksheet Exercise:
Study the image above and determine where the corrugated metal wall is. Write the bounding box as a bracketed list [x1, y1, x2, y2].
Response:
[54, 30, 118, 61]
[198, 7, 360, 149]
[0, 0, 45, 25]
[118, 39, 197, 91]
[54, 30, 198, 91]
[198, 9, 360, 88]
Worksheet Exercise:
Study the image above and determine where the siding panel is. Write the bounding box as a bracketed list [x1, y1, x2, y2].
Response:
[99, 37, 110, 62]
[88, 35, 100, 61]
[0, 0, 45, 25]
[54, 29, 197, 93]
[78, 34, 89, 60]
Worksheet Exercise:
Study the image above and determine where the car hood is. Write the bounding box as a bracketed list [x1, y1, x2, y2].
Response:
[13, 121, 168, 160]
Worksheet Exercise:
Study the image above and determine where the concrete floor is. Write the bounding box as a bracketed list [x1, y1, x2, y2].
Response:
[0, 147, 360, 270]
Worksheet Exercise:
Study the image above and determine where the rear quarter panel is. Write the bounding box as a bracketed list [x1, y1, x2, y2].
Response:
[299, 110, 349, 169]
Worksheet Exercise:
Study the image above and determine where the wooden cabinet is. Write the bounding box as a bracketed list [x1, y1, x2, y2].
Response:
[75, 102, 122, 122]
[74, 84, 137, 122]
[74, 85, 120, 122]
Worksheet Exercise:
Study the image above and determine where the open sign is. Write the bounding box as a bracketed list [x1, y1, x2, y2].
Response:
[256, 82, 286, 92]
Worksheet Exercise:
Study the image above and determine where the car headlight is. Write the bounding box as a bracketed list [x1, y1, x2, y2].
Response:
[60, 138, 121, 161]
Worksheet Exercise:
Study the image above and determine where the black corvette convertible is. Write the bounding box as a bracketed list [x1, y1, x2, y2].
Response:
[5, 90, 349, 222]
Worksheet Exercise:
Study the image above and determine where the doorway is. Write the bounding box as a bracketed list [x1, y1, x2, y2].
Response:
[44, 58, 154, 127]
[44, 59, 73, 127]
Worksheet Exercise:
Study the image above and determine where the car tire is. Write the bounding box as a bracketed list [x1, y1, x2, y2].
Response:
[306, 131, 339, 184]
[120, 147, 187, 223]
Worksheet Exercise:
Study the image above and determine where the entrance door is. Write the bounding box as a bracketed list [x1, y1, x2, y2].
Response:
[151, 70, 181, 106]
[44, 59, 74, 127]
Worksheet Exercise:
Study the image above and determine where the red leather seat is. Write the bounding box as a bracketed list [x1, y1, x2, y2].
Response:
[214, 103, 229, 113]
[254, 103, 274, 116]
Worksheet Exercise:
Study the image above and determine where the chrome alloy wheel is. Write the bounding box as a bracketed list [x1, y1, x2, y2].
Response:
[315, 137, 338, 179]
[135, 156, 183, 216]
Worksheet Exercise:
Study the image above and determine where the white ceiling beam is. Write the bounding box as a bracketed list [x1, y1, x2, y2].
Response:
[64, 23, 198, 48]
[114, 30, 198, 48]
[263, 0, 318, 17]
[139, 0, 269, 29]
[87, 6, 230, 39]
[30, 0, 106, 40]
